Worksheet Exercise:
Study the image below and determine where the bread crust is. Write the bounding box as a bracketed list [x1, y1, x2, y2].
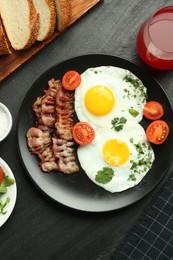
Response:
[0, 0, 40, 50]
[0, 17, 12, 55]
[33, 0, 56, 41]
[45, 0, 56, 40]
[0, 0, 71, 53]
[55, 0, 71, 32]
[24, 0, 40, 49]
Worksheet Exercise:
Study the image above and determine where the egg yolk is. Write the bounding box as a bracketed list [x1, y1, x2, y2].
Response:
[84, 85, 115, 116]
[102, 139, 130, 166]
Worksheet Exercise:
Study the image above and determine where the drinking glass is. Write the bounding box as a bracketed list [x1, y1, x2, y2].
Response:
[136, 6, 173, 70]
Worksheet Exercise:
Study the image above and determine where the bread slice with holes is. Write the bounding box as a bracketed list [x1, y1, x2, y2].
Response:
[0, 16, 12, 55]
[54, 0, 71, 32]
[32, 0, 56, 41]
[0, 0, 40, 50]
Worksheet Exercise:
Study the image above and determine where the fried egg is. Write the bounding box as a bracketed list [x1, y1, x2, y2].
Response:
[75, 66, 147, 128]
[77, 121, 155, 193]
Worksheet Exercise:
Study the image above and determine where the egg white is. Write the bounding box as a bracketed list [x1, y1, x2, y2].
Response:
[77, 121, 155, 193]
[75, 66, 147, 129]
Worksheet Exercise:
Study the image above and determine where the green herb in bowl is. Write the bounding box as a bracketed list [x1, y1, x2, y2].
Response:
[0, 167, 15, 214]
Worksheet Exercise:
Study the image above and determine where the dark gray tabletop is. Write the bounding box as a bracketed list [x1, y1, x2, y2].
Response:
[0, 1, 173, 259]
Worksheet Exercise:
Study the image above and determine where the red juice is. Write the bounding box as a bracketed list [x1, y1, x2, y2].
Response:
[136, 6, 173, 70]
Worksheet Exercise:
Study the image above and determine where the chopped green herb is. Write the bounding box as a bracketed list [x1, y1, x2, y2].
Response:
[130, 138, 134, 143]
[3, 176, 15, 187]
[129, 140, 153, 175]
[0, 175, 15, 214]
[123, 88, 131, 99]
[0, 197, 10, 214]
[134, 143, 144, 156]
[128, 107, 139, 118]
[130, 153, 153, 174]
[111, 117, 127, 131]
[124, 75, 140, 88]
[95, 167, 114, 184]
[128, 174, 136, 181]
[130, 160, 138, 172]
[0, 176, 15, 193]
[123, 75, 148, 102]
[0, 181, 7, 193]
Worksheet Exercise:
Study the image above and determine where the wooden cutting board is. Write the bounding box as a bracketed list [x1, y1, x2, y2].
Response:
[0, 0, 103, 82]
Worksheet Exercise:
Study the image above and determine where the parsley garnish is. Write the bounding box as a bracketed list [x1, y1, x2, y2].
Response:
[124, 75, 140, 88]
[130, 138, 134, 143]
[128, 174, 136, 181]
[128, 107, 139, 118]
[123, 75, 148, 102]
[130, 141, 153, 174]
[134, 142, 145, 157]
[111, 117, 127, 131]
[95, 167, 114, 184]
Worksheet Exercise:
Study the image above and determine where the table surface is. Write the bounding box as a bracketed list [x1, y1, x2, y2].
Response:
[0, 0, 173, 259]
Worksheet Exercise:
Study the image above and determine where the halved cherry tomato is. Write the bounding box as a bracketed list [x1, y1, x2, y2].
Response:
[0, 167, 4, 184]
[72, 122, 95, 145]
[144, 101, 164, 120]
[62, 70, 81, 91]
[146, 120, 169, 145]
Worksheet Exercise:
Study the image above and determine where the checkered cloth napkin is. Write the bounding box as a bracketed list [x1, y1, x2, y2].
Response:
[110, 172, 173, 260]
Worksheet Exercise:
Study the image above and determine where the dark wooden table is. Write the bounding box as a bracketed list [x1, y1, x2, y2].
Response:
[0, 1, 173, 259]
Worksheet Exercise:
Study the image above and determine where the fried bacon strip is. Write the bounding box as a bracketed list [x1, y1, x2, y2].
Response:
[26, 78, 79, 174]
[27, 79, 61, 172]
[38, 147, 59, 172]
[41, 95, 56, 127]
[52, 137, 79, 174]
[32, 79, 61, 130]
[53, 84, 79, 173]
[55, 86, 74, 140]
[26, 127, 51, 153]
[26, 127, 58, 172]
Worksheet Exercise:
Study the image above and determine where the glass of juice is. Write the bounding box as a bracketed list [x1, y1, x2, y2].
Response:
[136, 6, 173, 70]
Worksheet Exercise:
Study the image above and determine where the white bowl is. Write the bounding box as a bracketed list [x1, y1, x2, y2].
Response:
[0, 157, 17, 227]
[0, 102, 13, 142]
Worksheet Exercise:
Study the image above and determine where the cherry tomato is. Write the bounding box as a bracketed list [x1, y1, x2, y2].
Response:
[72, 122, 95, 145]
[144, 101, 164, 120]
[146, 120, 169, 145]
[0, 167, 4, 184]
[62, 70, 81, 90]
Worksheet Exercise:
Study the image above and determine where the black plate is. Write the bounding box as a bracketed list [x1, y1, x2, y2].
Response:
[17, 54, 173, 212]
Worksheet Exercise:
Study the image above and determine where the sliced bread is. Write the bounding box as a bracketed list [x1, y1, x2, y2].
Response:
[54, 0, 71, 32]
[0, 0, 40, 50]
[0, 16, 12, 55]
[33, 0, 56, 41]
